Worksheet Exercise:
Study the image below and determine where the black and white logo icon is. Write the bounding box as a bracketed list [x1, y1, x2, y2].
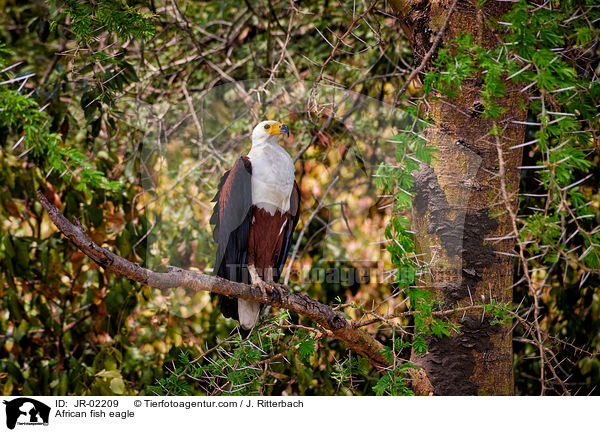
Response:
[3, 398, 51, 430]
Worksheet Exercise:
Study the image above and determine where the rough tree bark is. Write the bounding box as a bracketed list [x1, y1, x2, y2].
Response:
[389, 0, 527, 395]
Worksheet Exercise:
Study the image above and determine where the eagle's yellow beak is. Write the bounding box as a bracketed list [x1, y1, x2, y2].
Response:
[266, 122, 290, 137]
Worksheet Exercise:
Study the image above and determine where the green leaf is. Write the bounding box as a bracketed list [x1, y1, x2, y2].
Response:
[96, 369, 121, 379]
[110, 377, 125, 394]
[298, 338, 316, 363]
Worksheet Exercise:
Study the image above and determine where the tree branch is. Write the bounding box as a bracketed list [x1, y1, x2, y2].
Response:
[37, 190, 391, 369]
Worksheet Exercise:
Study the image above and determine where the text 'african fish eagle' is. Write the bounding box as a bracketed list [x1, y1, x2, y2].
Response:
[210, 121, 300, 335]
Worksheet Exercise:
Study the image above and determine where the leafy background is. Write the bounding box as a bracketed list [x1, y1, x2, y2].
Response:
[0, 0, 598, 395]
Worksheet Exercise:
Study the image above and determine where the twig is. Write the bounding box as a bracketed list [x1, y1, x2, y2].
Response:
[309, 0, 378, 105]
[493, 121, 557, 395]
[392, 0, 459, 106]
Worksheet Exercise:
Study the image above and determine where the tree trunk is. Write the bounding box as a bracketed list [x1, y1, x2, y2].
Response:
[390, 0, 527, 395]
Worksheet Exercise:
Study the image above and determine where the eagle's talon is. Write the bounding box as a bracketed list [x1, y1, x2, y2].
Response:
[273, 283, 287, 299]
[264, 279, 288, 304]
[270, 284, 281, 303]
[250, 278, 270, 301]
[262, 282, 281, 303]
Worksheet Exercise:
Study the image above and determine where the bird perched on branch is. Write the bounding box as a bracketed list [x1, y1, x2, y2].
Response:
[210, 121, 300, 336]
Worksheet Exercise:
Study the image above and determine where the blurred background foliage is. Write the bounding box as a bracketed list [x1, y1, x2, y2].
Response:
[0, 0, 598, 395]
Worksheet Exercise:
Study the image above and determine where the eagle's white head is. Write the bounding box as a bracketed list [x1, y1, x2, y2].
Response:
[251, 120, 290, 146]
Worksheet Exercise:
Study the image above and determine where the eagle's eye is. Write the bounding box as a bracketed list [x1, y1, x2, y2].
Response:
[264, 124, 271, 130]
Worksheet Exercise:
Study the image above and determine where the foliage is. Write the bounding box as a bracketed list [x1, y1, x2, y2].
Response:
[0, 0, 598, 397]
[0, 49, 118, 191]
[49, 0, 155, 42]
[0, 0, 408, 396]
[1, 1, 163, 396]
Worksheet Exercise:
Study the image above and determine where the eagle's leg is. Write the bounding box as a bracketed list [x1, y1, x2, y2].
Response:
[264, 267, 288, 295]
[248, 264, 286, 302]
[248, 263, 270, 296]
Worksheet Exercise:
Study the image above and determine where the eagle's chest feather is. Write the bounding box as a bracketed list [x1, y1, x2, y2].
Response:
[248, 146, 294, 215]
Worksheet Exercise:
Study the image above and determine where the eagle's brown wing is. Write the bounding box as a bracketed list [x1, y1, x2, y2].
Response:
[210, 156, 253, 321]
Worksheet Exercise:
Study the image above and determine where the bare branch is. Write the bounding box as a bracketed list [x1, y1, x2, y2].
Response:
[37, 190, 391, 369]
[391, 0, 459, 106]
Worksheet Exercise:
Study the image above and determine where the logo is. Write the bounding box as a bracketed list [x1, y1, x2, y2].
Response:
[3, 398, 50, 430]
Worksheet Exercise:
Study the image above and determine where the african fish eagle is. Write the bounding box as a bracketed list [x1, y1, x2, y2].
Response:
[210, 121, 300, 335]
